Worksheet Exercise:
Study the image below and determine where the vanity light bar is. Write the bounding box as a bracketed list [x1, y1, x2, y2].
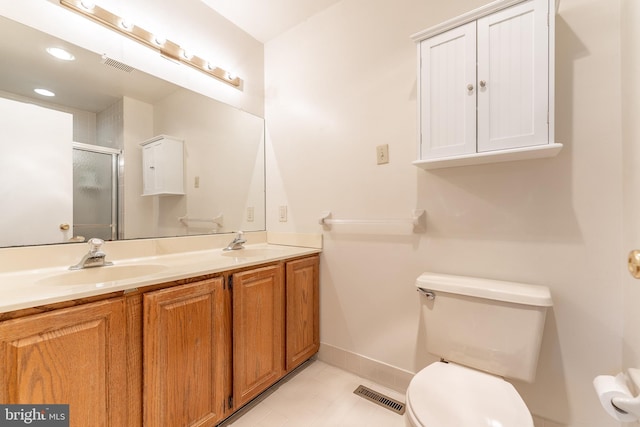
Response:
[58, 0, 242, 88]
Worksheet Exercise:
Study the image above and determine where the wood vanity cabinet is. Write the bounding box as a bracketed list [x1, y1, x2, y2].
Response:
[0, 253, 320, 426]
[231, 255, 320, 409]
[285, 255, 320, 372]
[143, 277, 230, 427]
[232, 264, 285, 409]
[0, 298, 127, 427]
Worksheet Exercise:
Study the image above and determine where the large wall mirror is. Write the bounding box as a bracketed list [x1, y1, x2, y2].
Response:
[0, 15, 265, 248]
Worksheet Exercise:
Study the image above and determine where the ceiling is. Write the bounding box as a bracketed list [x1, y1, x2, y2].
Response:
[199, 0, 341, 43]
[0, 0, 343, 112]
[0, 16, 179, 113]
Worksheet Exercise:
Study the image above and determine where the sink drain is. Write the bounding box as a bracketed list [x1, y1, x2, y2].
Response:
[353, 385, 405, 415]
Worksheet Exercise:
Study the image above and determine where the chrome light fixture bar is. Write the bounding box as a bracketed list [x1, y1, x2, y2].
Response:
[59, 0, 242, 88]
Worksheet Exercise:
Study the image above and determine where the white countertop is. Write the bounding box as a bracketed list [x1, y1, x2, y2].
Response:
[0, 243, 320, 314]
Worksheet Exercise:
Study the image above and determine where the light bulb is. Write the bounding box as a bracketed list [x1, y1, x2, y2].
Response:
[153, 35, 166, 46]
[119, 18, 134, 30]
[80, 0, 95, 10]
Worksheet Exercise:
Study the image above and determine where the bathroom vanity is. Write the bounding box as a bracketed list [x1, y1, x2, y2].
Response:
[0, 242, 320, 427]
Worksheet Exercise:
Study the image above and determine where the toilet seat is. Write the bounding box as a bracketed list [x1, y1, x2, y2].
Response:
[406, 361, 533, 427]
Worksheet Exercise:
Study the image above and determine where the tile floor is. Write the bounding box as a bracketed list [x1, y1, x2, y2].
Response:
[222, 359, 406, 427]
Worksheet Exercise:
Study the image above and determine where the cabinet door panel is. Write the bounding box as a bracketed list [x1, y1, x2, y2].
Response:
[420, 21, 476, 159]
[233, 265, 284, 408]
[477, 0, 548, 151]
[286, 256, 320, 371]
[144, 278, 227, 427]
[0, 298, 126, 427]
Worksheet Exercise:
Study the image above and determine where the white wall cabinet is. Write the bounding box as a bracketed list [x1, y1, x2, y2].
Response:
[141, 135, 185, 196]
[412, 0, 561, 169]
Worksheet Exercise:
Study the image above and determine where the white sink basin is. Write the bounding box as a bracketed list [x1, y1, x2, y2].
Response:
[221, 248, 284, 258]
[37, 264, 167, 286]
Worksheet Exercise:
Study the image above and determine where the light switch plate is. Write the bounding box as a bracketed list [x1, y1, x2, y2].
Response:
[377, 144, 389, 164]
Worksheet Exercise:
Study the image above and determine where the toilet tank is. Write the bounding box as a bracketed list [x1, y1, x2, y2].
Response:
[417, 272, 553, 383]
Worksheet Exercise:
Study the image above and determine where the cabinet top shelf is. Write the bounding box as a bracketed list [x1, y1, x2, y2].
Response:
[140, 134, 183, 147]
[411, 0, 547, 42]
[413, 143, 563, 170]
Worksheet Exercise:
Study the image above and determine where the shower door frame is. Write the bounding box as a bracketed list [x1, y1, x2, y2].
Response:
[72, 142, 121, 241]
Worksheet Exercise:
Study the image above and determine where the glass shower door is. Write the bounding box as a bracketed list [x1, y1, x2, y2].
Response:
[72, 144, 119, 241]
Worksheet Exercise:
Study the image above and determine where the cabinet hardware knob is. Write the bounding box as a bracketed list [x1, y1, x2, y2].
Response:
[628, 250, 640, 278]
[60, 223, 70, 231]
[467, 84, 474, 91]
[479, 80, 487, 88]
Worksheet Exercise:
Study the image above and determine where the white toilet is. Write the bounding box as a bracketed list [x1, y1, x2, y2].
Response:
[405, 272, 553, 427]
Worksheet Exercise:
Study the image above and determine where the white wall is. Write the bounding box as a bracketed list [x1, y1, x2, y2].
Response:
[153, 89, 266, 235]
[123, 97, 155, 239]
[265, 0, 624, 425]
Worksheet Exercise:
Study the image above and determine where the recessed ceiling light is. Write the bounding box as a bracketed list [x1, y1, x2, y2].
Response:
[34, 88, 55, 97]
[46, 47, 75, 61]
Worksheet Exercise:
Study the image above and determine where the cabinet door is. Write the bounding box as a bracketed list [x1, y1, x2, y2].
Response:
[233, 265, 284, 408]
[0, 298, 127, 427]
[0, 98, 73, 246]
[477, 0, 548, 152]
[141, 138, 184, 196]
[141, 143, 157, 196]
[143, 278, 229, 427]
[286, 256, 320, 371]
[419, 21, 477, 159]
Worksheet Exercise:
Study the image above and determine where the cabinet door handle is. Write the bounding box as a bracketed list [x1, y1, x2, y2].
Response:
[467, 84, 474, 91]
[479, 80, 487, 88]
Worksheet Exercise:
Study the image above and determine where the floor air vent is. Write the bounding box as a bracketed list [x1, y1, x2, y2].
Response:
[353, 385, 406, 415]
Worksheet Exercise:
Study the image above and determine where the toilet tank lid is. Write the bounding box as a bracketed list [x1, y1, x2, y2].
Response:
[416, 272, 553, 307]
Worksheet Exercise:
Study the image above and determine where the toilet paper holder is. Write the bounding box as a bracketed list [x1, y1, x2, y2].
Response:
[595, 368, 640, 422]
[612, 369, 640, 417]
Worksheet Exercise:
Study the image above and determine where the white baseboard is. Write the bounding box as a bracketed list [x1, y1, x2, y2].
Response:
[317, 343, 414, 394]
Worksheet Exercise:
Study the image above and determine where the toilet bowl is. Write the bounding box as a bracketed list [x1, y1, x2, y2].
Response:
[405, 362, 533, 427]
[405, 272, 552, 427]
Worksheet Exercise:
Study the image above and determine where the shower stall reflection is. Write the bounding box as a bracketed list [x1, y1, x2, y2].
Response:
[72, 143, 120, 242]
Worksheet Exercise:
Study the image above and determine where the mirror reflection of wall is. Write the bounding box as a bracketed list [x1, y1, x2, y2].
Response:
[0, 15, 265, 248]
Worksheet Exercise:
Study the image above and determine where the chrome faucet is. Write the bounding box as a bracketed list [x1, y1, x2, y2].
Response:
[223, 231, 246, 251]
[69, 238, 114, 270]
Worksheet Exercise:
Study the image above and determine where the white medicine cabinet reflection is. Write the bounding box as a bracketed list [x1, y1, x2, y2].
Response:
[412, 0, 562, 170]
[141, 135, 185, 196]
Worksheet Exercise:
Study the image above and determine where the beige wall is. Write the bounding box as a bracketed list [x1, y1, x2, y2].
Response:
[1, 0, 633, 425]
[622, 0, 640, 372]
[265, 0, 624, 425]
